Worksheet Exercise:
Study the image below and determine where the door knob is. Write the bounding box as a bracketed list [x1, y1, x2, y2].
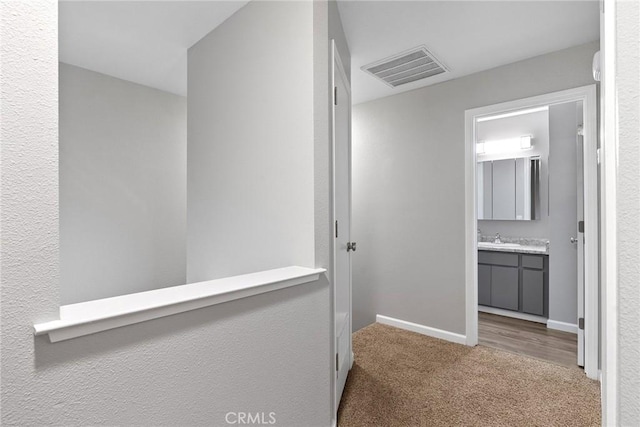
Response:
[570, 237, 578, 244]
[347, 242, 357, 252]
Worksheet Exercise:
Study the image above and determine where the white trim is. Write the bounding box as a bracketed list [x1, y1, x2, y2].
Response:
[581, 86, 599, 380]
[547, 319, 579, 335]
[464, 105, 479, 347]
[478, 306, 547, 324]
[376, 314, 467, 345]
[600, 0, 618, 424]
[331, 40, 352, 411]
[330, 39, 337, 417]
[34, 266, 325, 343]
[465, 85, 600, 379]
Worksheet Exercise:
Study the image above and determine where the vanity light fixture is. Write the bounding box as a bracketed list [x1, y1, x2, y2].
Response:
[476, 106, 548, 122]
[477, 135, 533, 154]
[520, 135, 532, 149]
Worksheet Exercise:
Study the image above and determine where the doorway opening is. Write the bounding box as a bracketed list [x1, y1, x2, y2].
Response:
[464, 86, 598, 378]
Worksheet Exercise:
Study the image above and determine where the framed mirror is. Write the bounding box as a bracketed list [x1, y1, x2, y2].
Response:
[477, 156, 540, 221]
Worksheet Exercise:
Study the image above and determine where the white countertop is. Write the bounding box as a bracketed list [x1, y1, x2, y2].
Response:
[478, 241, 548, 255]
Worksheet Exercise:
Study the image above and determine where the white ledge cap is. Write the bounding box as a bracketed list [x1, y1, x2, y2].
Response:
[34, 266, 326, 343]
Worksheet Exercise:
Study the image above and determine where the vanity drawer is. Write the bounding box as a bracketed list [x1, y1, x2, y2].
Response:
[522, 255, 544, 269]
[478, 251, 519, 267]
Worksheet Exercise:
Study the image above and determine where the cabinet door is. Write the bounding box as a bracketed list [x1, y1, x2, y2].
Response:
[522, 269, 545, 315]
[478, 264, 491, 306]
[490, 266, 519, 311]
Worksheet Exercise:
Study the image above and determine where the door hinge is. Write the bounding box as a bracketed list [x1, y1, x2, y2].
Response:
[335, 220, 338, 238]
[334, 87, 337, 105]
[578, 317, 585, 330]
[578, 220, 584, 233]
[336, 353, 339, 371]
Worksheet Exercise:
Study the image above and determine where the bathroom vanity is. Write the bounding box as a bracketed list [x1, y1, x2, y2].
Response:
[478, 243, 549, 317]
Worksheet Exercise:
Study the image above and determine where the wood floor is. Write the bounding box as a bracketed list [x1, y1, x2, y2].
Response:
[478, 312, 578, 367]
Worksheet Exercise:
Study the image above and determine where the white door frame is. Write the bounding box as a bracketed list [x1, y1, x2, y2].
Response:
[464, 85, 599, 380]
[331, 39, 352, 410]
[600, 0, 618, 423]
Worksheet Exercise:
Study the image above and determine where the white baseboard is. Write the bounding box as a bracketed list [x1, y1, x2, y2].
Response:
[376, 314, 466, 345]
[478, 305, 547, 324]
[547, 319, 578, 334]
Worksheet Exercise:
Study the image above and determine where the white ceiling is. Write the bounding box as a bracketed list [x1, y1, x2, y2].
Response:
[59, 1, 249, 96]
[60, 1, 599, 101]
[337, 1, 600, 104]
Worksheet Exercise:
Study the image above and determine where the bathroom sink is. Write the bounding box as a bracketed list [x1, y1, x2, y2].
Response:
[478, 242, 521, 249]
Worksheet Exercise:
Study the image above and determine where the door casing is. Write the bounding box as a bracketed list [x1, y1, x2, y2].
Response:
[464, 85, 599, 380]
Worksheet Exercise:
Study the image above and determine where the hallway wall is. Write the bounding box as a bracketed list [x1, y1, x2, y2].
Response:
[615, 0, 640, 423]
[0, 2, 332, 425]
[352, 41, 599, 333]
[187, 1, 315, 283]
[59, 63, 187, 304]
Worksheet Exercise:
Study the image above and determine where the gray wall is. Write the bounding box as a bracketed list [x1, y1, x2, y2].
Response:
[548, 102, 579, 324]
[1, 2, 332, 425]
[187, 1, 315, 283]
[59, 63, 187, 304]
[477, 110, 550, 238]
[616, 0, 640, 423]
[352, 41, 599, 333]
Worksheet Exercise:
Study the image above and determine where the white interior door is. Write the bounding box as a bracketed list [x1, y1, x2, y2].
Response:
[332, 41, 352, 408]
[576, 120, 585, 367]
[549, 101, 581, 367]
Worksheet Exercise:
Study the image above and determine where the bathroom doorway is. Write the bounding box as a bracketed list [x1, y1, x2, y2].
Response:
[464, 86, 599, 378]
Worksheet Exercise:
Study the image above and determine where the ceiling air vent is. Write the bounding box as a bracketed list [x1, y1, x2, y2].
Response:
[361, 46, 448, 88]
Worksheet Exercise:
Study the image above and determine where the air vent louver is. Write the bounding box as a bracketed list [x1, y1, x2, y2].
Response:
[362, 46, 448, 88]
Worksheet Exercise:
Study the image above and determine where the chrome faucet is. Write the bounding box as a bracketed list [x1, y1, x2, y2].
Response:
[494, 233, 502, 244]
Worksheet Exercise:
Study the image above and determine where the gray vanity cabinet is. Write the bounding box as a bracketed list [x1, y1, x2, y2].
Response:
[478, 251, 548, 317]
[491, 266, 519, 310]
[522, 269, 545, 315]
[478, 264, 492, 306]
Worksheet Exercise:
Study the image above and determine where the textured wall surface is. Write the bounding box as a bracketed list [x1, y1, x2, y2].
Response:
[616, 0, 640, 423]
[352, 42, 599, 333]
[59, 63, 187, 304]
[186, 1, 315, 283]
[1, 2, 331, 425]
[313, 2, 333, 423]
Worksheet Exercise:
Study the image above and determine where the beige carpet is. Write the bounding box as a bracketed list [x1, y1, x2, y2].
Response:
[338, 323, 600, 427]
